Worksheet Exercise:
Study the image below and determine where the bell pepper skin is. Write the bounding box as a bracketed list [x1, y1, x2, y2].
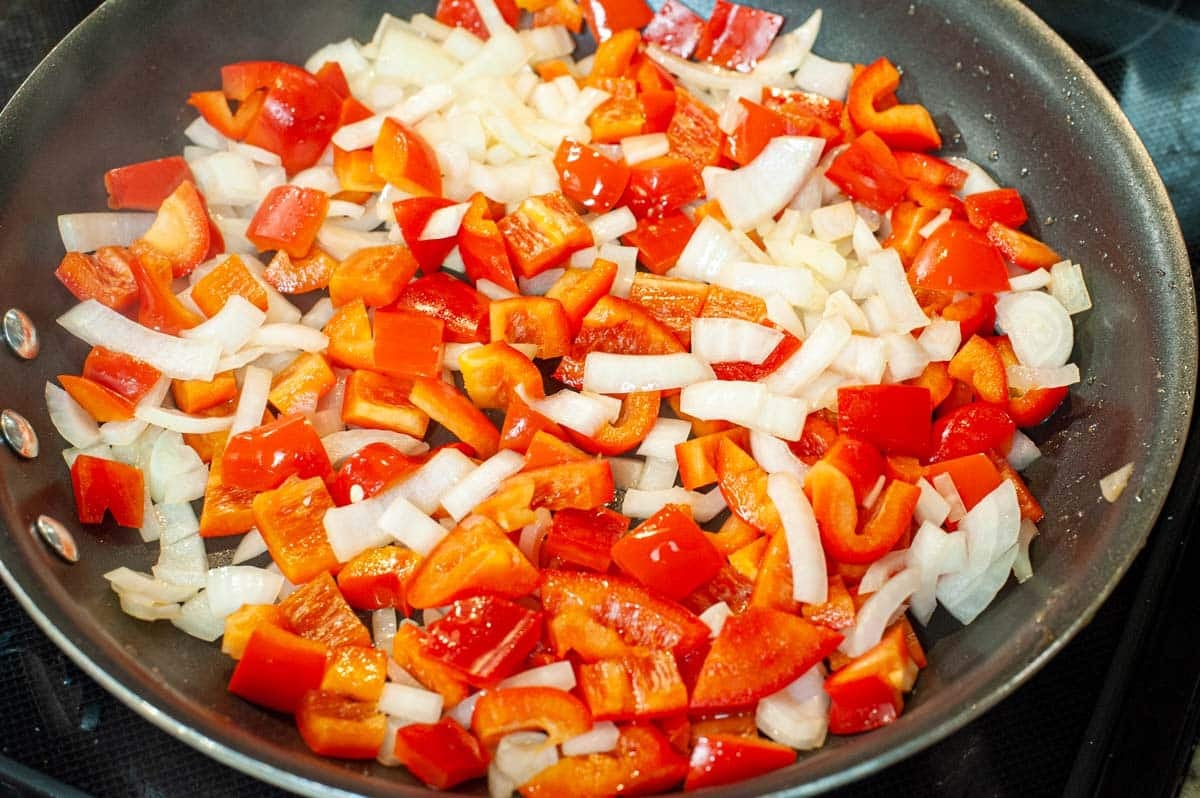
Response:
[84, 347, 161, 404]
[848, 57, 941, 151]
[824, 131, 909, 213]
[986, 222, 1063, 269]
[837, 385, 933, 459]
[787, 412, 839, 464]
[522, 431, 588, 471]
[459, 193, 520, 292]
[199, 449, 257, 537]
[693, 0, 784, 72]
[394, 718, 490, 791]
[622, 211, 695, 275]
[328, 443, 421, 507]
[580, 0, 653, 41]
[993, 336, 1068, 427]
[577, 650, 689, 720]
[458, 342, 544, 411]
[835, 478, 920, 563]
[263, 248, 337, 294]
[894, 151, 967, 189]
[295, 690, 388, 759]
[265, 353, 333, 417]
[965, 188, 1028, 230]
[187, 88, 268, 141]
[246, 185, 329, 258]
[70, 455, 144, 527]
[130, 180, 212, 279]
[408, 376, 501, 458]
[534, 0, 585, 33]
[498, 192, 594, 279]
[252, 476, 341, 584]
[329, 244, 419, 308]
[911, 220, 1012, 293]
[943, 292, 998, 341]
[391, 197, 460, 273]
[622, 156, 705, 219]
[191, 254, 270, 317]
[489, 296, 572, 359]
[521, 723, 687, 797]
[392, 624, 472, 708]
[279, 571, 373, 649]
[825, 624, 919, 735]
[104, 156, 193, 211]
[543, 507, 629, 572]
[128, 251, 204, 335]
[554, 139, 631, 213]
[948, 335, 1008, 405]
[716, 437, 782, 535]
[627, 272, 708, 347]
[690, 606, 843, 713]
[473, 687, 593, 746]
[545, 259, 620, 333]
[540, 570, 710, 660]
[422, 596, 543, 687]
[221, 604, 286, 660]
[674, 428, 748, 491]
[666, 89, 723, 171]
[228, 624, 329, 714]
[611, 504, 724, 600]
[748, 530, 798, 613]
[406, 515, 540, 609]
[711, 327, 800, 382]
[684, 734, 796, 791]
[883, 201, 940, 267]
[436, 0, 520, 39]
[371, 310, 444, 379]
[323, 298, 375, 370]
[55, 248, 139, 311]
[222, 414, 332, 492]
[802, 574, 857, 630]
[58, 375, 135, 422]
[567, 391, 662, 456]
[642, 0, 706, 58]
[373, 118, 442, 197]
[930, 402, 1016, 463]
[391, 272, 490, 344]
[336, 545, 422, 612]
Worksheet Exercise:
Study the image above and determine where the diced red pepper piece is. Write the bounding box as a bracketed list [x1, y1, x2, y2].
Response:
[394, 718, 490, 791]
[627, 272, 709, 347]
[802, 574, 857, 630]
[848, 57, 941, 151]
[523, 724, 686, 796]
[279, 571, 372, 648]
[820, 436, 886, 505]
[267, 352, 335, 416]
[693, 0, 784, 72]
[246, 184, 329, 258]
[263, 248, 337, 294]
[70, 455, 144, 527]
[566, 391, 662, 456]
[911, 220, 1012, 293]
[198, 451, 257, 537]
[622, 211, 695, 275]
[58, 375, 135, 422]
[943, 292, 998, 341]
[540, 569, 711, 660]
[642, 0, 706, 58]
[821, 471, 920, 564]
[323, 298, 376, 370]
[716, 437, 782, 535]
[473, 687, 593, 746]
[824, 131, 909, 213]
[186, 88, 267, 142]
[423, 596, 543, 687]
[374, 118, 442, 197]
[611, 504, 724, 600]
[542, 507, 629, 571]
[83, 346, 161, 404]
[489, 296, 572, 359]
[993, 335, 1068, 427]
[894, 151, 967, 189]
[391, 272, 490, 343]
[685, 734, 797, 791]
[228, 624, 328, 714]
[965, 188, 1028, 230]
[948, 335, 1008, 405]
[392, 624, 472, 708]
[691, 606, 843, 713]
[406, 515, 540, 609]
[55, 248, 139, 311]
[408, 376, 501, 458]
[588, 76, 646, 144]
[222, 414, 331, 492]
[930, 402, 1016, 463]
[923, 453, 1003, 511]
[498, 192, 594, 279]
[458, 342, 544, 411]
[666, 89, 723, 171]
[621, 155, 704, 219]
[534, 0, 585, 33]
[579, 0, 653, 41]
[372, 309, 444, 379]
[907, 181, 966, 218]
[500, 394, 566, 454]
[295, 690, 387, 759]
[459, 193, 519, 292]
[435, 0, 520, 40]
[675, 428, 749, 492]
[251, 476, 340, 584]
[522, 430, 588, 471]
[328, 443, 421, 507]
[555, 295, 685, 389]
[987, 451, 1044, 522]
[986, 222, 1063, 269]
[191, 253, 269, 317]
[329, 244, 419, 308]
[336, 545, 422, 613]
[837, 385, 933, 458]
[577, 650, 688, 721]
[553, 139, 631, 214]
[104, 156, 193, 211]
[545, 259, 619, 333]
[825, 624, 918, 735]
[391, 197, 459, 273]
[130, 180, 211, 279]
[883, 201, 940, 267]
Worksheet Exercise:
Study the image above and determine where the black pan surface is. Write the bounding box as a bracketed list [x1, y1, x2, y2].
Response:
[0, 0, 1193, 795]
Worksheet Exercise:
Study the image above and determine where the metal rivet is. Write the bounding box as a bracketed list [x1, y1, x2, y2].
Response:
[33, 515, 79, 563]
[1, 410, 38, 458]
[3, 309, 39, 360]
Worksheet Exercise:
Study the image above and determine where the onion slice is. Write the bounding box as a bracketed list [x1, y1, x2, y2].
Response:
[995, 291, 1074, 368]
[691, 318, 784, 365]
[581, 353, 715, 394]
[767, 472, 827, 605]
[708, 137, 824, 230]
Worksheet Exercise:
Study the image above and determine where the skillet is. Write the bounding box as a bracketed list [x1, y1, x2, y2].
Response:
[0, 0, 1193, 794]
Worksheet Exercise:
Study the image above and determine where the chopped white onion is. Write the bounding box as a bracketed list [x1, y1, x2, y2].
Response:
[493, 732, 558, 791]
[118, 593, 182, 622]
[691, 318, 784, 365]
[518, 268, 565, 297]
[767, 472, 827, 605]
[1007, 430, 1042, 471]
[205, 566, 284, 619]
[390, 446, 477, 515]
[587, 207, 636, 244]
[810, 201, 858, 242]
[45, 383, 102, 448]
[232, 529, 268, 565]
[582, 352, 715, 394]
[914, 478, 951, 529]
[765, 294, 806, 339]
[247, 323, 328, 353]
[105, 567, 199, 604]
[857, 550, 909, 596]
[324, 490, 396, 562]
[918, 319, 962, 362]
[561, 721, 620, 757]
[59, 300, 222, 381]
[1012, 518, 1038, 583]
[868, 248, 929, 333]
[1049, 260, 1092, 315]
[709, 137, 824, 230]
[671, 216, 743, 284]
[995, 291, 1073, 368]
[58, 212, 155, 252]
[750, 430, 809, 482]
[930, 472, 968, 524]
[1100, 462, 1135, 503]
[1006, 363, 1080, 392]
[229, 365, 272, 437]
[476, 278, 518, 300]
[373, 608, 398, 653]
[841, 568, 921, 656]
[153, 532, 208, 588]
[636, 418, 692, 461]
[607, 456, 644, 489]
[526, 389, 621, 436]
[917, 208, 952, 239]
[794, 53, 854, 100]
[321, 429, 428, 463]
[498, 661, 576, 691]
[135, 405, 234, 435]
[419, 202, 471, 240]
[766, 317, 852, 395]
[637, 457, 678, 490]
[441, 450, 526, 520]
[172, 591, 226, 641]
[621, 486, 725, 522]
[908, 521, 966, 624]
[1006, 268, 1052, 292]
[182, 295, 268, 355]
[945, 157, 1000, 196]
[377, 682, 444, 723]
[620, 133, 669, 165]
[756, 665, 829, 751]
[379, 496, 449, 555]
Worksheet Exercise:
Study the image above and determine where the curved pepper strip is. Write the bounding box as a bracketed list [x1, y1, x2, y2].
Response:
[520, 723, 687, 797]
[847, 57, 942, 151]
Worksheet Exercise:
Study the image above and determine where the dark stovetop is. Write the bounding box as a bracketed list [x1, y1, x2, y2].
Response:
[0, 0, 1197, 796]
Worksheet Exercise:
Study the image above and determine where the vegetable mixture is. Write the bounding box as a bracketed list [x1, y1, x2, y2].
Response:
[46, 0, 1093, 794]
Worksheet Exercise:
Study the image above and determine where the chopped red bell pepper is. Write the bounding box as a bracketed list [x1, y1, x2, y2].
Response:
[474, 459, 615, 532]
[267, 352, 335, 417]
[986, 222, 1063, 269]
[371, 309, 444, 379]
[498, 192, 594, 279]
[130, 252, 206, 334]
[690, 606, 843, 713]
[332, 146, 385, 193]
[408, 376, 501, 458]
[103, 156, 193, 211]
[994, 336, 1068, 426]
[965, 188, 1028, 230]
[579, 0, 653, 41]
[621, 155, 705, 219]
[394, 718, 490, 791]
[70, 455, 144, 527]
[130, 180, 211, 279]
[642, 0, 706, 58]
[246, 184, 329, 258]
[820, 436, 886, 504]
[406, 515, 540, 609]
[787, 412, 840, 464]
[336, 545, 422, 612]
[553, 139, 631, 213]
[489, 296, 572, 359]
[910, 220, 1012, 293]
[392, 624, 472, 708]
[391, 272, 490, 343]
[943, 292, 998, 341]
[473, 686, 593, 746]
[522, 430, 588, 471]
[747, 530, 798, 613]
[222, 414, 332, 492]
[60, 374, 137, 424]
[716, 437, 782, 535]
[374, 118, 442, 197]
[540, 569, 711, 660]
[882, 201, 940, 267]
[894, 151, 967, 189]
[825, 624, 918, 735]
[711, 327, 801, 382]
[577, 650, 689, 720]
[391, 197, 459, 273]
[190, 253, 269, 318]
[824, 131, 909, 213]
[987, 452, 1045, 522]
[848, 57, 941, 151]
[435, 0, 520, 40]
[929, 402, 1016, 463]
[567, 391, 662, 456]
[622, 211, 695, 275]
[251, 476, 340, 584]
[83, 347, 161, 404]
[521, 723, 687, 797]
[802, 574, 857, 630]
[675, 427, 749, 491]
[627, 272, 709, 347]
[555, 295, 686, 388]
[545, 259, 619, 333]
[907, 181, 966, 218]
[228, 624, 329, 714]
[340, 368, 428, 437]
[458, 193, 519, 292]
[948, 335, 1008, 405]
[295, 690, 387, 759]
[458, 341, 544, 411]
[187, 88, 267, 141]
[684, 734, 797, 791]
[836, 477, 920, 563]
[312, 61, 351, 99]
[837, 384, 933, 459]
[500, 394, 567, 453]
[263, 248, 338, 294]
[422, 596, 543, 687]
[329, 244, 419, 308]
[611, 504, 724, 600]
[666, 89, 723, 171]
[924, 453, 1003, 511]
[694, 0, 784, 72]
[328, 443, 422, 507]
[54, 248, 139, 311]
[279, 571, 373, 648]
[542, 507, 629, 571]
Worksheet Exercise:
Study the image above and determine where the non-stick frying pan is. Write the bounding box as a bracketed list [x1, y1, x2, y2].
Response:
[0, 0, 1192, 795]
